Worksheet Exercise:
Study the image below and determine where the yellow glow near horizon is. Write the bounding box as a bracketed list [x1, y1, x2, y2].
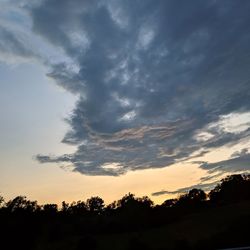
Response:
[1, 159, 207, 206]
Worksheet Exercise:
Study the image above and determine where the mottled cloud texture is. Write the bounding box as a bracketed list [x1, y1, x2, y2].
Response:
[2, 1, 250, 176]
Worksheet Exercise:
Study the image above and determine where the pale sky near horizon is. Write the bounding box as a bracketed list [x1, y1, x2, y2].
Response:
[1, 0, 250, 205]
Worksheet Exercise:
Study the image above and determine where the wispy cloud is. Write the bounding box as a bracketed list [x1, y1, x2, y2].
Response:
[152, 181, 218, 197]
[199, 151, 250, 174]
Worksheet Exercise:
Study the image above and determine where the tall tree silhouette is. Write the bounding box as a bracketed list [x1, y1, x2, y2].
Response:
[209, 174, 250, 204]
[0, 196, 4, 207]
[86, 196, 104, 214]
[6, 196, 39, 213]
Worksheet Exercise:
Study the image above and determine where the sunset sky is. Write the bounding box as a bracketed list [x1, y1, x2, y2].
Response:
[1, 0, 250, 205]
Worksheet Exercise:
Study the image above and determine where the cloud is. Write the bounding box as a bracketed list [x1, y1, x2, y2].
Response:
[0, 26, 34, 58]
[0, 0, 71, 65]
[36, 121, 192, 176]
[200, 172, 225, 182]
[231, 148, 249, 158]
[0, 1, 36, 63]
[152, 181, 218, 197]
[200, 151, 250, 174]
[7, 0, 250, 175]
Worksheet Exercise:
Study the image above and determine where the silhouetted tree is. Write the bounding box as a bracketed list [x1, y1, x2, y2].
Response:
[6, 196, 39, 213]
[188, 188, 206, 201]
[137, 196, 154, 209]
[209, 174, 250, 204]
[117, 193, 153, 211]
[0, 196, 4, 208]
[116, 193, 153, 229]
[105, 201, 117, 215]
[61, 201, 69, 213]
[86, 196, 104, 214]
[162, 198, 178, 208]
[176, 189, 206, 209]
[68, 200, 87, 215]
[42, 204, 58, 214]
[117, 193, 136, 209]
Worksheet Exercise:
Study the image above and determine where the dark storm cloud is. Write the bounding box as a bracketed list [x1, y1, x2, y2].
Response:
[31, 0, 250, 175]
[152, 181, 218, 197]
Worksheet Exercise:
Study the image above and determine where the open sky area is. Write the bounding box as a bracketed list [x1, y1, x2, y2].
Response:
[1, 0, 250, 205]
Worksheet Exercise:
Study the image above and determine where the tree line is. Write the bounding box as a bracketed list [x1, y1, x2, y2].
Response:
[0, 173, 250, 250]
[1, 174, 250, 215]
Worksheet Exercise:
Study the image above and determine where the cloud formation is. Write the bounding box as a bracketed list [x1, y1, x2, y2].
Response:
[200, 150, 250, 174]
[3, 1, 250, 176]
[30, 0, 250, 175]
[152, 181, 218, 197]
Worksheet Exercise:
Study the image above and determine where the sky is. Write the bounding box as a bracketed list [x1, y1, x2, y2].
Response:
[0, 0, 250, 205]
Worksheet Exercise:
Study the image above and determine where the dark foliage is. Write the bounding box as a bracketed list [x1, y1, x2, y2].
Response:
[209, 174, 250, 204]
[1, 174, 250, 250]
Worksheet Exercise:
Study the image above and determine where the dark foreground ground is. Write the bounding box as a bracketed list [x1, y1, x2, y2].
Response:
[1, 201, 250, 250]
[94, 202, 250, 250]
